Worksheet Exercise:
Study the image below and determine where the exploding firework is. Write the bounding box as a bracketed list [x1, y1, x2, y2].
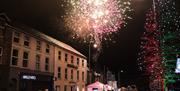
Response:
[60, 0, 132, 44]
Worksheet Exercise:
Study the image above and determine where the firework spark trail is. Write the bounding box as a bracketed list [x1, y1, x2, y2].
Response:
[58, 0, 132, 61]
[63, 0, 132, 44]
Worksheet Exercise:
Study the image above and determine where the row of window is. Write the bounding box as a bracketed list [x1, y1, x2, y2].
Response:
[12, 49, 50, 71]
[14, 32, 85, 67]
[57, 67, 84, 81]
[61, 52, 85, 67]
[13, 32, 50, 54]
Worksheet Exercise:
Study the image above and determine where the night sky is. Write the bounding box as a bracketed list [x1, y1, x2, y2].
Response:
[1, 0, 180, 87]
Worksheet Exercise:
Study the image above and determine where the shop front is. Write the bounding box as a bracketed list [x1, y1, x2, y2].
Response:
[19, 73, 53, 91]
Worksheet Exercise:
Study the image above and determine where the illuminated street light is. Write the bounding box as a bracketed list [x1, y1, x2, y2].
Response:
[120, 70, 123, 73]
[93, 44, 98, 48]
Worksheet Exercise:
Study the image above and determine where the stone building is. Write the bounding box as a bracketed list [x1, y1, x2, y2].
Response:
[0, 13, 87, 91]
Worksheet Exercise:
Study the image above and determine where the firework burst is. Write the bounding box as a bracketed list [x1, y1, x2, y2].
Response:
[60, 0, 132, 44]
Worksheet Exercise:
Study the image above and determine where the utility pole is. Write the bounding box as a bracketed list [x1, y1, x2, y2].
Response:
[88, 40, 92, 84]
[118, 70, 123, 88]
[103, 65, 106, 84]
[118, 71, 120, 87]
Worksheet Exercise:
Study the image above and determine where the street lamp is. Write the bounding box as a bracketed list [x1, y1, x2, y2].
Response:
[93, 44, 98, 48]
[120, 70, 123, 73]
[88, 34, 98, 84]
[88, 33, 93, 71]
[118, 70, 123, 87]
[89, 43, 98, 70]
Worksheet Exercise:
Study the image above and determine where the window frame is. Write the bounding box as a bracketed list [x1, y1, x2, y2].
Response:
[71, 56, 74, 64]
[13, 32, 20, 43]
[22, 51, 29, 67]
[11, 48, 19, 66]
[58, 67, 61, 79]
[65, 53, 68, 62]
[36, 40, 41, 51]
[77, 70, 79, 81]
[82, 60, 84, 67]
[35, 54, 41, 70]
[71, 69, 73, 80]
[46, 44, 50, 54]
[23, 35, 30, 47]
[45, 57, 49, 71]
[65, 68, 68, 80]
[58, 51, 61, 60]
[77, 58, 79, 65]
[82, 71, 84, 81]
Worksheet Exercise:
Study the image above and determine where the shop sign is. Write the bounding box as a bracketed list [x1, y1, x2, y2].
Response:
[22, 75, 36, 80]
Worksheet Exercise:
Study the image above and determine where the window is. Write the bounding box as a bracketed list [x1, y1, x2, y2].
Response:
[11, 49, 18, 65]
[24, 35, 30, 47]
[58, 67, 61, 79]
[77, 70, 79, 80]
[36, 55, 40, 70]
[71, 69, 73, 80]
[58, 51, 61, 60]
[46, 44, 50, 53]
[23, 51, 29, 67]
[45, 57, 49, 71]
[82, 60, 84, 67]
[64, 85, 67, 91]
[71, 56, 74, 64]
[0, 47, 2, 56]
[65, 68, 68, 80]
[13, 32, 20, 43]
[65, 53, 68, 62]
[82, 71, 84, 81]
[77, 58, 79, 65]
[36, 40, 41, 51]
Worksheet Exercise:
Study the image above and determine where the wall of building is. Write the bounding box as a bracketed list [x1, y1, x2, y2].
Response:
[3, 25, 55, 91]
[0, 17, 13, 91]
[0, 13, 87, 91]
[54, 46, 87, 91]
[10, 28, 54, 73]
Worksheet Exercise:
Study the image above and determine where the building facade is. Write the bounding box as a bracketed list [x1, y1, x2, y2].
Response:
[0, 13, 54, 91]
[0, 13, 12, 91]
[54, 44, 87, 91]
[0, 13, 87, 91]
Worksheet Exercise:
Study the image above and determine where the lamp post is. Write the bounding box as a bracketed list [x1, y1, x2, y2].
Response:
[88, 43, 97, 71]
[118, 70, 123, 88]
[88, 33, 98, 84]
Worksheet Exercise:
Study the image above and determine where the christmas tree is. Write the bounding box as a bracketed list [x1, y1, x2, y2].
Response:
[138, 7, 163, 91]
[156, 0, 180, 90]
[138, 0, 180, 90]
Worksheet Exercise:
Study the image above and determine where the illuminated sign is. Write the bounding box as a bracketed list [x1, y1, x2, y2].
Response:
[22, 75, 36, 80]
[175, 58, 180, 73]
